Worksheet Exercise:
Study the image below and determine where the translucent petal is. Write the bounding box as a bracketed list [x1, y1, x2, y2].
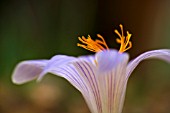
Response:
[37, 55, 76, 81]
[12, 60, 48, 84]
[78, 55, 96, 65]
[96, 49, 129, 73]
[126, 49, 170, 78]
[95, 50, 129, 113]
[40, 56, 100, 113]
[48, 64, 89, 93]
[72, 60, 101, 113]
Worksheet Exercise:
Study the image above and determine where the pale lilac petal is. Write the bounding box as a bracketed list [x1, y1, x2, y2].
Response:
[51, 64, 95, 112]
[37, 55, 89, 94]
[72, 60, 101, 113]
[37, 55, 76, 81]
[126, 49, 170, 78]
[95, 50, 129, 113]
[78, 55, 96, 65]
[96, 49, 129, 73]
[12, 60, 48, 84]
[40, 56, 100, 113]
[49, 64, 89, 93]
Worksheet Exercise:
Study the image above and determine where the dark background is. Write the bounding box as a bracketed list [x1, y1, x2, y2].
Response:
[0, 0, 170, 113]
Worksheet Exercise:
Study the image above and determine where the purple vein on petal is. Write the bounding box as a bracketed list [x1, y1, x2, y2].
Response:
[83, 61, 102, 113]
[73, 61, 102, 113]
[78, 55, 96, 65]
[74, 62, 98, 112]
[56, 69, 84, 91]
[45, 62, 95, 111]
[37, 55, 76, 81]
[69, 65, 90, 93]
[55, 66, 89, 93]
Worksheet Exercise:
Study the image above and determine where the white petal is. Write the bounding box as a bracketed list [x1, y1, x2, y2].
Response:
[12, 60, 48, 84]
[126, 49, 170, 78]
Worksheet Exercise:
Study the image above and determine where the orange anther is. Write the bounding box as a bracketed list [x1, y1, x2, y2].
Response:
[77, 34, 109, 52]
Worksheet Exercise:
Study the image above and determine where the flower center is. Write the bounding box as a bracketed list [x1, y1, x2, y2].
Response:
[77, 24, 132, 53]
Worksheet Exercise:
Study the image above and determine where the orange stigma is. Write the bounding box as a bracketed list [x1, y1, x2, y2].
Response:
[114, 24, 132, 53]
[77, 34, 109, 52]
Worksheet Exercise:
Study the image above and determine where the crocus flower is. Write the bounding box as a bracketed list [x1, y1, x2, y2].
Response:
[12, 24, 170, 113]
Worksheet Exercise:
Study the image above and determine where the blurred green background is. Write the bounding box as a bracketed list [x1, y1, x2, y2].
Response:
[0, 0, 170, 113]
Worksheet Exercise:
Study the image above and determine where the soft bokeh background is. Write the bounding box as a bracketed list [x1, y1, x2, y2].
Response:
[0, 0, 170, 113]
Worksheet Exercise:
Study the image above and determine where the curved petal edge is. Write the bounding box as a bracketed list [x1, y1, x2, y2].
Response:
[126, 49, 170, 78]
[12, 60, 48, 84]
